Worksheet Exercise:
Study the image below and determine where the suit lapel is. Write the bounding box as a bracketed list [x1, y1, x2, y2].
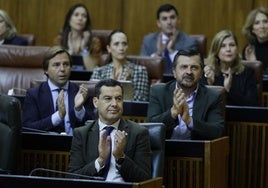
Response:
[40, 82, 54, 114]
[193, 85, 207, 119]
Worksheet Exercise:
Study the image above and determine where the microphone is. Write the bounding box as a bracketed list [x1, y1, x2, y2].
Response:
[29, 168, 105, 181]
[22, 127, 63, 135]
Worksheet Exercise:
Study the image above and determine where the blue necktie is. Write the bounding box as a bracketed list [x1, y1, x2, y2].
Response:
[164, 48, 172, 74]
[103, 126, 114, 178]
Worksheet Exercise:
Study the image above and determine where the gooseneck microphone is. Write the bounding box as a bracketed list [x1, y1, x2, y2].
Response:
[29, 168, 105, 181]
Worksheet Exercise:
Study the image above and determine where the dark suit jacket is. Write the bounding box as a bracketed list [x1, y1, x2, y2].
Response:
[22, 81, 94, 132]
[68, 119, 152, 182]
[3, 35, 28, 45]
[201, 66, 258, 106]
[147, 81, 225, 140]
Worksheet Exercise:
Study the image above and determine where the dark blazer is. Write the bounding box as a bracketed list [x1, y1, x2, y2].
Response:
[22, 81, 94, 132]
[201, 66, 258, 106]
[68, 119, 152, 182]
[3, 35, 28, 45]
[147, 81, 225, 140]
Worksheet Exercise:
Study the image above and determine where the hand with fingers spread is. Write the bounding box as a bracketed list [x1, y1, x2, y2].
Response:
[74, 84, 88, 110]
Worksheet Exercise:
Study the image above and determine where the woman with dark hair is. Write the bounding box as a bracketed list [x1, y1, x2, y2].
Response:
[242, 7, 268, 73]
[203, 30, 258, 106]
[90, 30, 149, 101]
[0, 9, 28, 45]
[54, 3, 102, 70]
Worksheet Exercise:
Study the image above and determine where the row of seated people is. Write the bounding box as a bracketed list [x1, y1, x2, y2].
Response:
[2, 2, 264, 107]
[0, 39, 264, 106]
[0, 44, 264, 187]
[1, 3, 267, 75]
[2, 2, 264, 106]
[0, 46, 229, 186]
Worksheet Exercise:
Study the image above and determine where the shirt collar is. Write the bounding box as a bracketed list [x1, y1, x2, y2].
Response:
[98, 119, 120, 131]
[161, 33, 169, 44]
[175, 82, 199, 99]
[48, 79, 69, 91]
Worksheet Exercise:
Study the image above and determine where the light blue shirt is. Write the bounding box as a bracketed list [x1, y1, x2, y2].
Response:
[48, 80, 85, 136]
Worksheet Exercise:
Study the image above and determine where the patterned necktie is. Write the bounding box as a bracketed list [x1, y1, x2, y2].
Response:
[103, 126, 114, 178]
[164, 48, 172, 74]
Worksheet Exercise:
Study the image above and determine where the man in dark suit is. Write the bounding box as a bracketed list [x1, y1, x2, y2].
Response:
[147, 48, 225, 140]
[68, 79, 152, 182]
[22, 46, 94, 135]
[140, 4, 198, 75]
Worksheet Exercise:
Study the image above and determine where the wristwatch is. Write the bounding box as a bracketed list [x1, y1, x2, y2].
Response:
[116, 154, 125, 165]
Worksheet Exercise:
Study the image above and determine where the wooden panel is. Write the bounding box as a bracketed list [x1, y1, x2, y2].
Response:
[18, 150, 70, 177]
[165, 157, 203, 188]
[164, 137, 229, 188]
[0, 0, 122, 46]
[227, 121, 268, 188]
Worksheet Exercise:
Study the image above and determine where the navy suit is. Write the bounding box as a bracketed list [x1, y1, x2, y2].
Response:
[147, 81, 225, 140]
[3, 35, 28, 45]
[69, 119, 152, 182]
[22, 81, 94, 133]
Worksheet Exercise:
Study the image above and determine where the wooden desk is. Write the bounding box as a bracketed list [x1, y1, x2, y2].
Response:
[164, 137, 229, 188]
[18, 132, 72, 176]
[0, 174, 163, 188]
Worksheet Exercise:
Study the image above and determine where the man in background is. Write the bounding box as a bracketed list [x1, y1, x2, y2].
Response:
[140, 3, 198, 75]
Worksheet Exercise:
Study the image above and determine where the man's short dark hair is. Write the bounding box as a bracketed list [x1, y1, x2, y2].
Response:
[157, 4, 178, 19]
[94, 79, 124, 98]
[172, 48, 204, 69]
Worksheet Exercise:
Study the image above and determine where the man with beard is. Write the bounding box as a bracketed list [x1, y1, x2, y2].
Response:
[147, 48, 225, 140]
[140, 4, 198, 75]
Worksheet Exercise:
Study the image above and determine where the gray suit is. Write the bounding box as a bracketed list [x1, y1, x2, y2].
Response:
[147, 81, 225, 140]
[140, 31, 198, 56]
[140, 31, 198, 74]
[69, 119, 152, 182]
